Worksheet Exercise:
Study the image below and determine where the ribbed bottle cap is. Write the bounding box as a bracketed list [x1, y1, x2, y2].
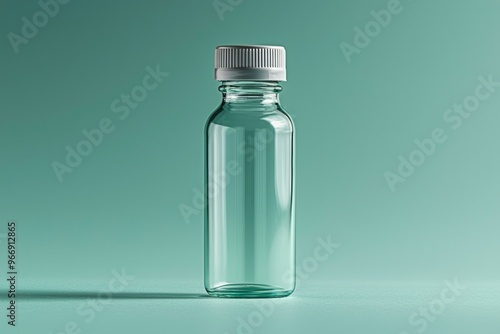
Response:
[214, 45, 286, 81]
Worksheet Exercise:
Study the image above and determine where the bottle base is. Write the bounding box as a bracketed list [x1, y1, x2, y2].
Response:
[206, 283, 293, 298]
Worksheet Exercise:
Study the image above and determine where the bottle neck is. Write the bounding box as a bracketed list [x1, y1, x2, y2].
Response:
[219, 81, 282, 104]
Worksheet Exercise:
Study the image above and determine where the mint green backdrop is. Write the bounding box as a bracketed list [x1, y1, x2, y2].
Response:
[1, 0, 499, 333]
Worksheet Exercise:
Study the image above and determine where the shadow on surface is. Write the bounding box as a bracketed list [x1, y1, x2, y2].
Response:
[16, 291, 211, 299]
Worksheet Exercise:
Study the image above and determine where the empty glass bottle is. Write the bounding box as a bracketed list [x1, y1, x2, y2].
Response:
[205, 45, 295, 298]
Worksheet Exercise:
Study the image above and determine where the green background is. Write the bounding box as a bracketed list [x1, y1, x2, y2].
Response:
[1, 0, 499, 333]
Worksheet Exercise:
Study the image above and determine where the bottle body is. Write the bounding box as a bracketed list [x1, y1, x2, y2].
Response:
[204, 82, 295, 298]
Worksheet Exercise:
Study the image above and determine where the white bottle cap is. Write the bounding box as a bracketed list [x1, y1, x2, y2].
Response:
[214, 45, 286, 82]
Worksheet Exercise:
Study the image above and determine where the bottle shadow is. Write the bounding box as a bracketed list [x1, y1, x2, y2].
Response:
[16, 291, 211, 300]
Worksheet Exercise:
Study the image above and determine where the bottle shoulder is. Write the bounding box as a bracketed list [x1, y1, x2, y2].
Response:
[206, 104, 294, 132]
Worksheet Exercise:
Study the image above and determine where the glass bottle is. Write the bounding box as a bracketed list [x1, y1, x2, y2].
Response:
[205, 45, 295, 298]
